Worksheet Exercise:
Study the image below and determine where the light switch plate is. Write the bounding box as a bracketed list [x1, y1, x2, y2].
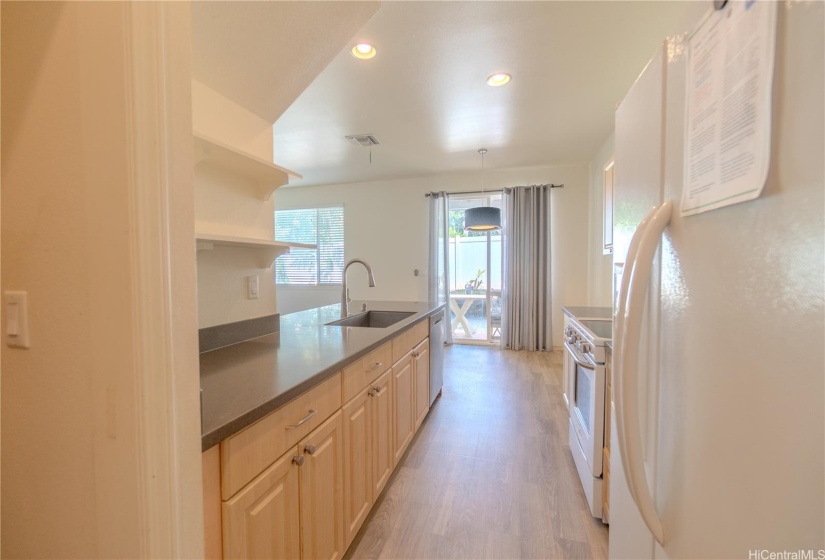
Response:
[247, 276, 259, 299]
[5, 291, 30, 348]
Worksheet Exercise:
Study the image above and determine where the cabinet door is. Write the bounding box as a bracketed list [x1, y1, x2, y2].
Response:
[562, 316, 571, 409]
[371, 369, 393, 498]
[222, 446, 301, 560]
[412, 338, 430, 431]
[392, 352, 414, 467]
[342, 390, 373, 549]
[299, 410, 345, 560]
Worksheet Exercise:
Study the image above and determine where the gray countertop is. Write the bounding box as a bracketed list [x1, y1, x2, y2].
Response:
[200, 300, 445, 450]
[562, 306, 613, 320]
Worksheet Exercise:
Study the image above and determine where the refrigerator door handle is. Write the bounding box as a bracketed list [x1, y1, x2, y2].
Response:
[618, 199, 673, 546]
[614, 205, 658, 491]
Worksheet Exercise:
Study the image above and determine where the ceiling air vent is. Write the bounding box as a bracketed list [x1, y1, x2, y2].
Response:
[345, 134, 380, 147]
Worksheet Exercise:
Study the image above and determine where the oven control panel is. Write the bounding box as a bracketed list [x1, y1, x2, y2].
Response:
[566, 320, 607, 365]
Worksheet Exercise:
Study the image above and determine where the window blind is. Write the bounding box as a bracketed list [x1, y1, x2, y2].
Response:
[275, 206, 344, 286]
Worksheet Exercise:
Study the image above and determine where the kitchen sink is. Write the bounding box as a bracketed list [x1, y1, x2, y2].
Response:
[325, 310, 415, 329]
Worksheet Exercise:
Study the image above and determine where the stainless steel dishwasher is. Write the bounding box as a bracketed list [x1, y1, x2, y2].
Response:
[429, 311, 445, 405]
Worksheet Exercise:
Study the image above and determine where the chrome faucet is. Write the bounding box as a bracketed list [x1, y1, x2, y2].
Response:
[341, 258, 376, 318]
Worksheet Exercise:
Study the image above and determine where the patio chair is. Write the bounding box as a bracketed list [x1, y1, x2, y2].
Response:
[490, 290, 502, 338]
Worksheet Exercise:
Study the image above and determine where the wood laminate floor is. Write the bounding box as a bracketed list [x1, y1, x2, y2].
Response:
[344, 345, 609, 560]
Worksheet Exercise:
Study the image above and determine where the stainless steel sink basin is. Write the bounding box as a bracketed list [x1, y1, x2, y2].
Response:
[326, 310, 415, 328]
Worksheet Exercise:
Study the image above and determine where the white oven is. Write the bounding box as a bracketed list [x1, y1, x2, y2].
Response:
[565, 317, 611, 520]
[567, 341, 605, 475]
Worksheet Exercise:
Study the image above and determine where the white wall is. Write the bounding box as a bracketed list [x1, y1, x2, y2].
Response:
[275, 164, 590, 349]
[587, 133, 616, 308]
[192, 80, 280, 327]
[1, 3, 202, 556]
[192, 79, 274, 160]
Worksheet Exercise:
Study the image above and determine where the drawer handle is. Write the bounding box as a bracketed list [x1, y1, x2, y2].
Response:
[286, 409, 317, 429]
[304, 444, 317, 455]
[366, 361, 383, 372]
[372, 385, 383, 396]
[292, 455, 304, 466]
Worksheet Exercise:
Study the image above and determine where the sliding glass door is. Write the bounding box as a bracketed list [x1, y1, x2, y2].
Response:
[447, 194, 502, 344]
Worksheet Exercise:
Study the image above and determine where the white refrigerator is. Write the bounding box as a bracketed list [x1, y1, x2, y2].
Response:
[609, 2, 824, 559]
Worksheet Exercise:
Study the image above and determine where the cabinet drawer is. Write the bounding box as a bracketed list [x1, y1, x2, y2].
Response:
[392, 320, 428, 363]
[342, 342, 392, 403]
[220, 372, 342, 499]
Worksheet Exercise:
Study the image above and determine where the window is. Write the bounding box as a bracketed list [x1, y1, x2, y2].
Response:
[275, 206, 344, 286]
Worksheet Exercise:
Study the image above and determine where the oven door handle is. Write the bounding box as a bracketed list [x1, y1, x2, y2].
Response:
[617, 200, 672, 546]
[564, 342, 596, 370]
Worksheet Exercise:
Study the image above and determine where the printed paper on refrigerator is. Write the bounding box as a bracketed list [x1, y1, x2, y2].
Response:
[681, 0, 777, 217]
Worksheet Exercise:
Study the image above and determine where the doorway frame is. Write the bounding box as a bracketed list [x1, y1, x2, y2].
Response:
[447, 193, 502, 345]
[124, 3, 203, 557]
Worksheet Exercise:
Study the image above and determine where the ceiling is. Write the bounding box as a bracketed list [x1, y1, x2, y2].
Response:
[231, 2, 693, 187]
[192, 1, 379, 125]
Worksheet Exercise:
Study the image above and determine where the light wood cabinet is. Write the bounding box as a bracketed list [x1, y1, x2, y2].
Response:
[603, 347, 612, 523]
[342, 388, 373, 548]
[220, 372, 342, 499]
[392, 352, 415, 467]
[412, 338, 430, 431]
[299, 410, 345, 560]
[221, 411, 346, 560]
[342, 341, 392, 403]
[392, 321, 428, 362]
[209, 319, 434, 559]
[222, 446, 301, 560]
[341, 368, 395, 548]
[371, 370, 393, 498]
[203, 446, 223, 560]
[602, 447, 611, 524]
[562, 315, 572, 410]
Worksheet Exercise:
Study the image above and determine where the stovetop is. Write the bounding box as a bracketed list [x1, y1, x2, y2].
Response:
[567, 317, 612, 365]
[576, 319, 612, 342]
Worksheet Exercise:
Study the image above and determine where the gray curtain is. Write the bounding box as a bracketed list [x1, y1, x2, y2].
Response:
[501, 185, 553, 351]
[428, 192, 452, 344]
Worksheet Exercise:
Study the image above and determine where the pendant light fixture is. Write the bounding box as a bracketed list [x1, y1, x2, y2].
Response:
[464, 148, 502, 232]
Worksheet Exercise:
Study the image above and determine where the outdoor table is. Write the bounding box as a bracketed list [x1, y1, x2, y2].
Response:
[449, 293, 486, 336]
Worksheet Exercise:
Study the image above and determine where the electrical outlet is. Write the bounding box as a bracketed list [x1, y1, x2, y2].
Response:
[247, 276, 259, 299]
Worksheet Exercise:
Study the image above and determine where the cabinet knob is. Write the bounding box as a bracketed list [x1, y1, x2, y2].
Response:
[304, 444, 317, 455]
[292, 455, 304, 466]
[367, 389, 376, 397]
[373, 385, 382, 395]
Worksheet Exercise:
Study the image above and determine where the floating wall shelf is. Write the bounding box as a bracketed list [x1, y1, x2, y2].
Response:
[193, 133, 303, 200]
[195, 233, 316, 269]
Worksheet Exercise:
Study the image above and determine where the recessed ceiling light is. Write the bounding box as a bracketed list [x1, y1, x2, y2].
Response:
[486, 73, 512, 87]
[352, 43, 377, 60]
